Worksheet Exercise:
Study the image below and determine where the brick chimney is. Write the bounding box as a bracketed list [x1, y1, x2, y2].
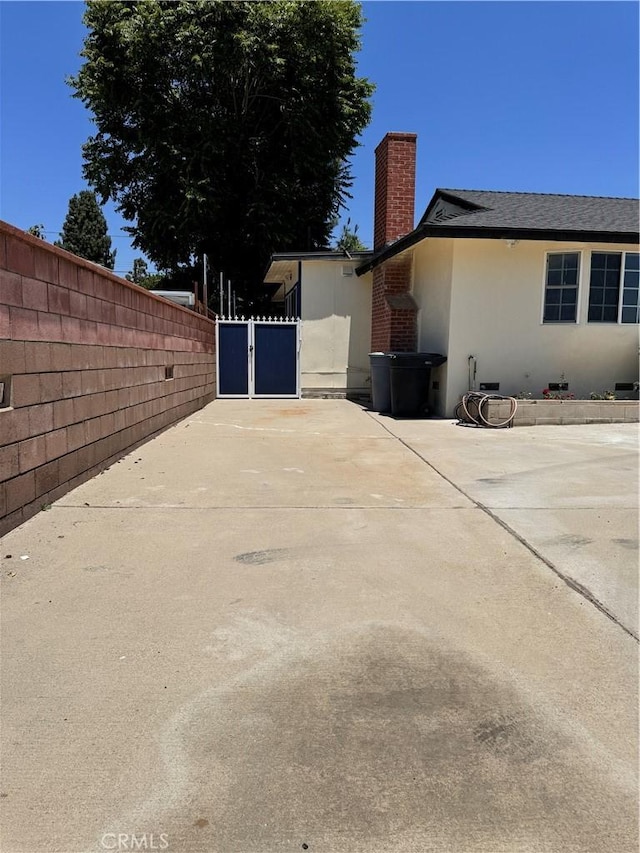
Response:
[374, 132, 417, 250]
[370, 132, 418, 352]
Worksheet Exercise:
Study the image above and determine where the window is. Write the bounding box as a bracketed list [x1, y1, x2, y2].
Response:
[621, 253, 639, 324]
[588, 253, 621, 322]
[588, 252, 639, 324]
[543, 253, 580, 322]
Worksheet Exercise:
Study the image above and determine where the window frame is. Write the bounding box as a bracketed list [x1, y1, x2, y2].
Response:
[619, 251, 639, 324]
[541, 250, 582, 325]
[586, 250, 640, 325]
[587, 251, 622, 323]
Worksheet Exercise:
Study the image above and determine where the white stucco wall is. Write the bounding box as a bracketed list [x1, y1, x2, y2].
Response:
[440, 239, 640, 415]
[413, 238, 454, 416]
[300, 260, 372, 392]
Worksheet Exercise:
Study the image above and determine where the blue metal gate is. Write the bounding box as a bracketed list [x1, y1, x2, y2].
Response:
[216, 317, 300, 399]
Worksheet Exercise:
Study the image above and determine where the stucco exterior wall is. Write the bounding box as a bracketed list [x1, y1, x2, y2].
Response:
[413, 238, 454, 416]
[442, 239, 639, 415]
[300, 260, 372, 393]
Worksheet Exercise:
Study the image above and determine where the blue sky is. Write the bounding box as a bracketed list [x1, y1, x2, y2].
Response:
[1, 1, 638, 275]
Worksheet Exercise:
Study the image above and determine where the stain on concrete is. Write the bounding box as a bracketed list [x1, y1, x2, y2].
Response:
[82, 564, 132, 578]
[204, 614, 297, 661]
[103, 622, 637, 853]
[544, 534, 593, 548]
[275, 408, 312, 417]
[472, 714, 537, 762]
[234, 549, 291, 565]
[612, 538, 638, 551]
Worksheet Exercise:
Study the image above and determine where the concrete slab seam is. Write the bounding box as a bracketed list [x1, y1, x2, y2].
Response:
[48, 504, 471, 511]
[366, 412, 639, 644]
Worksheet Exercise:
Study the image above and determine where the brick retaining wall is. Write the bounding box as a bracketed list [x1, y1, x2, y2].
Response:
[0, 221, 216, 535]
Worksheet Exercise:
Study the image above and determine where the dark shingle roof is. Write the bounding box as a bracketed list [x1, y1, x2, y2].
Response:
[420, 189, 639, 233]
[356, 189, 639, 275]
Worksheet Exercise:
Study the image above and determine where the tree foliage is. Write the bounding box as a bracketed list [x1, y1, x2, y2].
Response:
[55, 190, 116, 268]
[27, 224, 46, 239]
[335, 218, 367, 252]
[70, 0, 373, 296]
[126, 257, 165, 290]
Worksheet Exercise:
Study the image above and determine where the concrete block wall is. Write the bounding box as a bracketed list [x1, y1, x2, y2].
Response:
[482, 398, 639, 427]
[0, 221, 216, 535]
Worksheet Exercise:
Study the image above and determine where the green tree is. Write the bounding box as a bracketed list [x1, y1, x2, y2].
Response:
[55, 190, 116, 268]
[335, 218, 367, 252]
[27, 224, 46, 239]
[126, 257, 165, 290]
[70, 0, 373, 296]
[126, 257, 149, 284]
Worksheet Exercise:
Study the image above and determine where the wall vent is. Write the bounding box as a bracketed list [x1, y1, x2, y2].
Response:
[165, 365, 174, 380]
[479, 382, 499, 392]
[548, 382, 568, 391]
[0, 375, 12, 409]
[341, 265, 354, 277]
[615, 382, 635, 392]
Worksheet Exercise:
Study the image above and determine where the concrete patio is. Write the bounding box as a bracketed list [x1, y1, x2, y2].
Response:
[1, 400, 637, 853]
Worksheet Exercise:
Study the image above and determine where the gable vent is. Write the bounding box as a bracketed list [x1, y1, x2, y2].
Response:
[341, 265, 354, 277]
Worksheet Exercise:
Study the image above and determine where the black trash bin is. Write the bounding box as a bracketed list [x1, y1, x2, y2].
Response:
[389, 353, 447, 417]
[369, 352, 393, 413]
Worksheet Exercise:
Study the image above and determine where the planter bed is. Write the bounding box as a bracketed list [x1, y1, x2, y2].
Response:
[482, 398, 639, 427]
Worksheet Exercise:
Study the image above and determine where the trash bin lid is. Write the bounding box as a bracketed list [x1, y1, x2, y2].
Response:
[389, 352, 447, 367]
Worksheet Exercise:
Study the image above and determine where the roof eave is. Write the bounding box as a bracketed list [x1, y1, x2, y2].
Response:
[355, 226, 640, 275]
[355, 228, 428, 275]
[265, 249, 374, 285]
[271, 249, 373, 262]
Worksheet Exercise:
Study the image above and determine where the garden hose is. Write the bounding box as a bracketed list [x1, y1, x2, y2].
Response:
[455, 391, 518, 428]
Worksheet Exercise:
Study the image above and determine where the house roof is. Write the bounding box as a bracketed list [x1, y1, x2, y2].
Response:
[270, 250, 373, 263]
[419, 189, 640, 233]
[357, 189, 640, 275]
[264, 249, 373, 288]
